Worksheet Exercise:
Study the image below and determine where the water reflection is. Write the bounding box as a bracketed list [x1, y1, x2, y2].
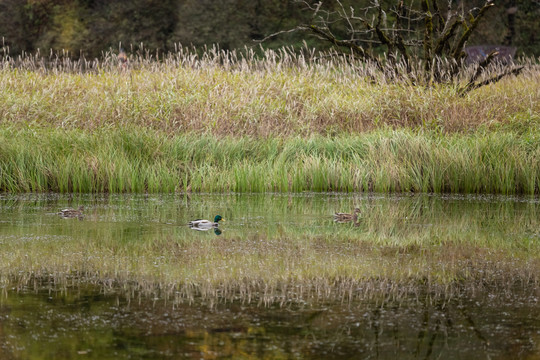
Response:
[189, 226, 222, 236]
[0, 285, 538, 359]
[4, 192, 536, 240]
[0, 192, 538, 295]
[0, 193, 539, 358]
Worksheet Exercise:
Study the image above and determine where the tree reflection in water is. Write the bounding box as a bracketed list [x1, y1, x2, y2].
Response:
[0, 285, 538, 359]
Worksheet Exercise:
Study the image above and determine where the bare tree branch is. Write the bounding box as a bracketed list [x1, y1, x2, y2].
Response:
[459, 65, 524, 96]
[452, 0, 495, 60]
[264, 0, 523, 94]
[433, 20, 461, 56]
[422, 0, 433, 71]
[300, 24, 380, 67]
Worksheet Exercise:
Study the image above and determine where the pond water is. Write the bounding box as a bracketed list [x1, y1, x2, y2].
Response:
[0, 193, 539, 359]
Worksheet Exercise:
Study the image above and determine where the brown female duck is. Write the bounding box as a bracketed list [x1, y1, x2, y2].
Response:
[333, 208, 361, 223]
[58, 205, 84, 218]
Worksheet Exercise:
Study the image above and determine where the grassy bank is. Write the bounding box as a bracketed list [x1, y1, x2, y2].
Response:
[1, 49, 539, 195]
[1, 127, 540, 194]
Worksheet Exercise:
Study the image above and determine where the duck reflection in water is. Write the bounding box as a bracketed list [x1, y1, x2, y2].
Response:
[189, 215, 224, 235]
[188, 226, 222, 236]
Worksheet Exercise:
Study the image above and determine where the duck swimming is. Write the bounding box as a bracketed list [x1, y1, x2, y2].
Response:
[189, 215, 225, 229]
[333, 208, 360, 223]
[58, 205, 84, 218]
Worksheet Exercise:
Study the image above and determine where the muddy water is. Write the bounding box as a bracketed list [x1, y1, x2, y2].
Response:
[0, 193, 539, 359]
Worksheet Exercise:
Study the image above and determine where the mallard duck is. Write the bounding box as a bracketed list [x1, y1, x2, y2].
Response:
[58, 205, 84, 218]
[333, 208, 360, 223]
[189, 215, 225, 229]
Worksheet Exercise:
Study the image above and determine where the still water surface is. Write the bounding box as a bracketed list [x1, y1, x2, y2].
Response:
[0, 193, 539, 359]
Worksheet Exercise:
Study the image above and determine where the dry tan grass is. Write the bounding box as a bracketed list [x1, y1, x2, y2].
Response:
[0, 49, 538, 136]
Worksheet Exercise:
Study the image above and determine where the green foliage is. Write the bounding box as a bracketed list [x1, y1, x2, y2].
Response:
[0, 0, 311, 57]
[468, 0, 540, 56]
[0, 0, 538, 57]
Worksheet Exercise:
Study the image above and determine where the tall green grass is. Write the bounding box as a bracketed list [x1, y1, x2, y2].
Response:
[1, 127, 539, 194]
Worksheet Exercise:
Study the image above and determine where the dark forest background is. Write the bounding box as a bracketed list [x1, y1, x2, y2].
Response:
[0, 0, 539, 58]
